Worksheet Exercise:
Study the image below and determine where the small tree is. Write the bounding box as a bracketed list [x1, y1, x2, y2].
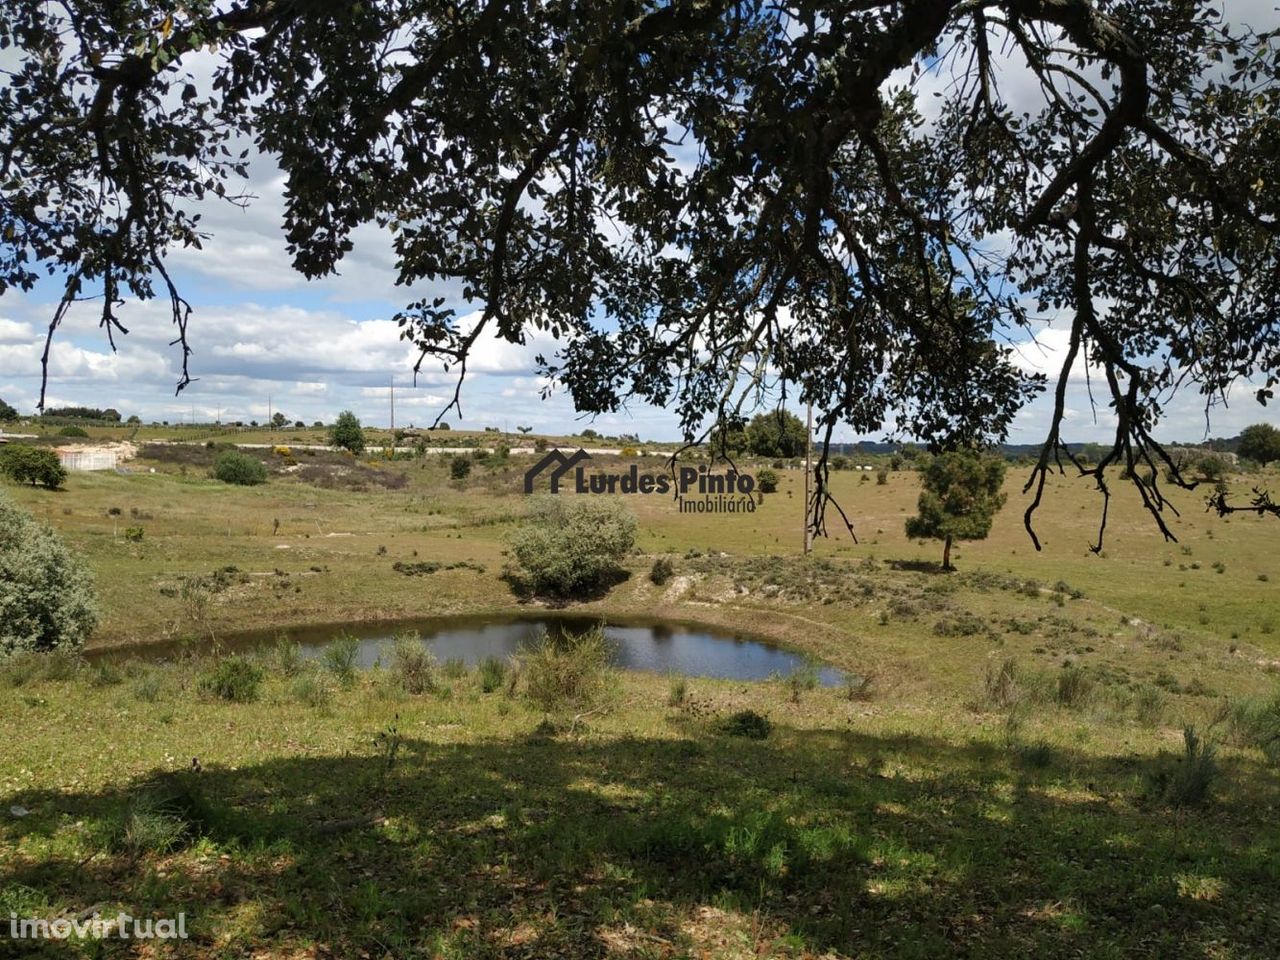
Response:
[509, 496, 637, 596]
[271, 411, 288, 429]
[0, 445, 67, 489]
[905, 450, 1008, 571]
[450, 456, 472, 480]
[1, 495, 98, 655]
[1238, 423, 1280, 467]
[756, 468, 779, 494]
[0, 397, 18, 421]
[328, 410, 365, 454]
[213, 450, 268, 486]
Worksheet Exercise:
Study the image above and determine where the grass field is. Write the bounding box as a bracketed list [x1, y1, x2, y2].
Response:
[2, 445, 1279, 957]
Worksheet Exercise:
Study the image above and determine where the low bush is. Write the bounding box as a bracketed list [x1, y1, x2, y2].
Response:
[267, 636, 304, 677]
[1223, 689, 1280, 764]
[450, 457, 472, 480]
[389, 633, 437, 694]
[522, 625, 615, 713]
[57, 425, 89, 438]
[1, 495, 98, 656]
[213, 450, 268, 486]
[667, 673, 687, 706]
[1146, 726, 1219, 807]
[197, 656, 264, 702]
[756, 469, 779, 494]
[290, 673, 332, 708]
[478, 656, 507, 693]
[649, 556, 675, 586]
[983, 657, 1021, 709]
[508, 496, 636, 597]
[719, 709, 772, 739]
[1056, 664, 1094, 708]
[322, 634, 360, 685]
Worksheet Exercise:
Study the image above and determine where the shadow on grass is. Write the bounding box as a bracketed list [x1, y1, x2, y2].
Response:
[2, 724, 1277, 958]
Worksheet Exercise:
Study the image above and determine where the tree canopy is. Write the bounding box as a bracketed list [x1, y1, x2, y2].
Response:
[1238, 423, 1280, 466]
[3, 1, 1278, 547]
[328, 410, 366, 455]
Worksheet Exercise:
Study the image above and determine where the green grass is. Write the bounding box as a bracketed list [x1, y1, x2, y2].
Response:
[1, 662, 1278, 958]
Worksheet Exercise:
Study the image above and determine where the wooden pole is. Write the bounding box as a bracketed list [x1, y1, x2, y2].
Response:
[803, 402, 813, 555]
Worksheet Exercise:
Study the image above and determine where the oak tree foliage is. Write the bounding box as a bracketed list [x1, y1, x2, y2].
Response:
[3, 1, 1279, 547]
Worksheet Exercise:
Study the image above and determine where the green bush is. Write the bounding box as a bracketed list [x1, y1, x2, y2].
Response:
[478, 656, 507, 693]
[509, 496, 636, 597]
[267, 636, 304, 677]
[719, 709, 772, 739]
[323, 634, 361, 684]
[389, 633, 437, 694]
[1146, 726, 1218, 807]
[649, 556, 675, 586]
[1056, 664, 1094, 708]
[0, 444, 67, 489]
[756, 468, 779, 494]
[522, 625, 615, 713]
[450, 456, 472, 480]
[57, 425, 89, 438]
[0, 495, 98, 656]
[290, 673, 333, 709]
[213, 450, 268, 486]
[197, 656, 264, 702]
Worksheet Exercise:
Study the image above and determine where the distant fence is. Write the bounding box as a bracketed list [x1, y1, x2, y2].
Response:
[57, 449, 118, 472]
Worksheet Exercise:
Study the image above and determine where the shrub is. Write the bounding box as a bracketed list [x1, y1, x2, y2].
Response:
[478, 656, 507, 693]
[508, 496, 637, 597]
[57, 425, 89, 438]
[719, 709, 772, 739]
[131, 667, 167, 703]
[842, 673, 875, 701]
[667, 673, 687, 706]
[1146, 726, 1218, 807]
[197, 656, 264, 702]
[442, 657, 468, 680]
[876, 467, 888, 485]
[1056, 664, 1094, 708]
[450, 456, 472, 480]
[213, 450, 268, 486]
[522, 625, 615, 713]
[649, 556, 675, 586]
[1133, 684, 1169, 726]
[785, 661, 820, 702]
[267, 636, 304, 677]
[323, 634, 361, 685]
[290, 673, 332, 708]
[124, 525, 144, 542]
[1223, 689, 1280, 764]
[756, 468, 779, 494]
[0, 445, 67, 489]
[983, 656, 1020, 709]
[0, 495, 98, 656]
[389, 632, 437, 694]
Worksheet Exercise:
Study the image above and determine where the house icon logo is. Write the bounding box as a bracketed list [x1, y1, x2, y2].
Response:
[523, 448, 592, 493]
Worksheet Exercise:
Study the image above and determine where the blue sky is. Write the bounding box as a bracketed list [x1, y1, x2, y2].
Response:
[1, 3, 1275, 444]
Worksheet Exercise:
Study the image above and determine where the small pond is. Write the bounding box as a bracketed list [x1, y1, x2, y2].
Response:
[103, 615, 845, 686]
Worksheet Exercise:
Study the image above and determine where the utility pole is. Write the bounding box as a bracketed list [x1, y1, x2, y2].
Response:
[803, 401, 814, 555]
[390, 381, 395, 433]
[267, 394, 272, 432]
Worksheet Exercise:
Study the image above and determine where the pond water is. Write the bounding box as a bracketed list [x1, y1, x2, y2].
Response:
[106, 615, 844, 685]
